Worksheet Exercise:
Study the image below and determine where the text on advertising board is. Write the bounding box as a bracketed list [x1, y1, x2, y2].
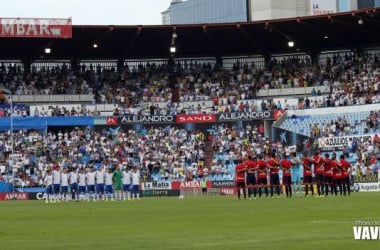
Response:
[212, 180, 235, 188]
[310, 0, 337, 16]
[176, 114, 216, 124]
[218, 111, 271, 121]
[0, 18, 72, 38]
[0, 192, 29, 201]
[142, 182, 172, 190]
[120, 115, 174, 124]
[318, 135, 374, 150]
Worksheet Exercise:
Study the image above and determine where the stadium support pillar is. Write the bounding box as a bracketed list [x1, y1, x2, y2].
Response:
[167, 56, 179, 102]
[264, 120, 272, 140]
[264, 53, 271, 69]
[216, 56, 223, 71]
[22, 58, 31, 74]
[71, 58, 79, 72]
[117, 58, 124, 72]
[310, 50, 319, 65]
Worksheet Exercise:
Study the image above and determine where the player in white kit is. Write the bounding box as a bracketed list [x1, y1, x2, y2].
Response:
[95, 166, 105, 201]
[60, 168, 69, 201]
[86, 166, 96, 202]
[105, 168, 115, 201]
[78, 168, 87, 201]
[44, 170, 53, 203]
[52, 167, 61, 202]
[69, 167, 79, 201]
[122, 167, 131, 201]
[131, 167, 141, 200]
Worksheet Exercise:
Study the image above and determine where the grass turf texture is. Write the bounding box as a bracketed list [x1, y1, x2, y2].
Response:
[1, 193, 380, 250]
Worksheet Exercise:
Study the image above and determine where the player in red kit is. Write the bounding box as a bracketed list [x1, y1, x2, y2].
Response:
[340, 155, 351, 196]
[245, 155, 258, 199]
[235, 159, 247, 200]
[257, 154, 268, 198]
[313, 151, 324, 197]
[267, 152, 281, 198]
[302, 151, 315, 197]
[331, 153, 342, 196]
[323, 153, 334, 196]
[280, 153, 293, 198]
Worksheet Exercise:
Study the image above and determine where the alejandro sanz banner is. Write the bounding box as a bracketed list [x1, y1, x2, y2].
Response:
[118, 111, 278, 125]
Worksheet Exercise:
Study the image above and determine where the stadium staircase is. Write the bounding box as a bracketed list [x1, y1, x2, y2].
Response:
[204, 141, 214, 171]
[171, 87, 180, 102]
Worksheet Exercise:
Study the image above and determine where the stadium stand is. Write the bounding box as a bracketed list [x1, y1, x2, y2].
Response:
[1, 9, 380, 188]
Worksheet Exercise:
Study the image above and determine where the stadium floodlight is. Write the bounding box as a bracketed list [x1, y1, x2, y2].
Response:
[93, 43, 98, 48]
[44, 48, 51, 54]
[288, 41, 295, 48]
[170, 46, 176, 53]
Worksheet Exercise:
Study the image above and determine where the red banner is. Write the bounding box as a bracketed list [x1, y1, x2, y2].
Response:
[171, 181, 201, 189]
[176, 114, 216, 124]
[0, 192, 29, 201]
[0, 18, 72, 38]
[273, 110, 285, 120]
[106, 116, 118, 125]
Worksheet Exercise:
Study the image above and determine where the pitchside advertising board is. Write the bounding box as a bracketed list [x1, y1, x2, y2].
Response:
[172, 180, 237, 195]
[27, 190, 180, 199]
[0, 192, 29, 201]
[4, 175, 380, 201]
[0, 18, 72, 38]
[353, 174, 380, 192]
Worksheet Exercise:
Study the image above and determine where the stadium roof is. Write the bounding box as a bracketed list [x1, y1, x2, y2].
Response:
[1, 7, 380, 60]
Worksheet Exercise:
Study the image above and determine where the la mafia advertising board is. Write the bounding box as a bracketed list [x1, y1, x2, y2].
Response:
[141, 181, 172, 190]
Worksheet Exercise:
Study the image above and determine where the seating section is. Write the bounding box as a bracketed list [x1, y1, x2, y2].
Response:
[279, 111, 374, 137]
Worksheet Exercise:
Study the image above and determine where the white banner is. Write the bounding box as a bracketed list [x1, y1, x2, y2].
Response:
[353, 182, 380, 192]
[310, 0, 337, 15]
[141, 181, 171, 190]
[318, 135, 375, 150]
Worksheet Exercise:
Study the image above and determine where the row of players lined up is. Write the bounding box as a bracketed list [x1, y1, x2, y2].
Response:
[234, 151, 352, 200]
[43, 164, 141, 203]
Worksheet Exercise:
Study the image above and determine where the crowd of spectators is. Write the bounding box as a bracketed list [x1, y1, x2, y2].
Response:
[1, 52, 380, 186]
[0, 120, 291, 186]
[306, 110, 379, 139]
[0, 126, 210, 186]
[0, 51, 379, 117]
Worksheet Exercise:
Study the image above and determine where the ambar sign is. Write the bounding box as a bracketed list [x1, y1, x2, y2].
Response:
[0, 18, 72, 38]
[0, 192, 29, 201]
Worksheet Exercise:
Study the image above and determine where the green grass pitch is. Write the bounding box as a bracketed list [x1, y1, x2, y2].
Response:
[0, 193, 380, 250]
